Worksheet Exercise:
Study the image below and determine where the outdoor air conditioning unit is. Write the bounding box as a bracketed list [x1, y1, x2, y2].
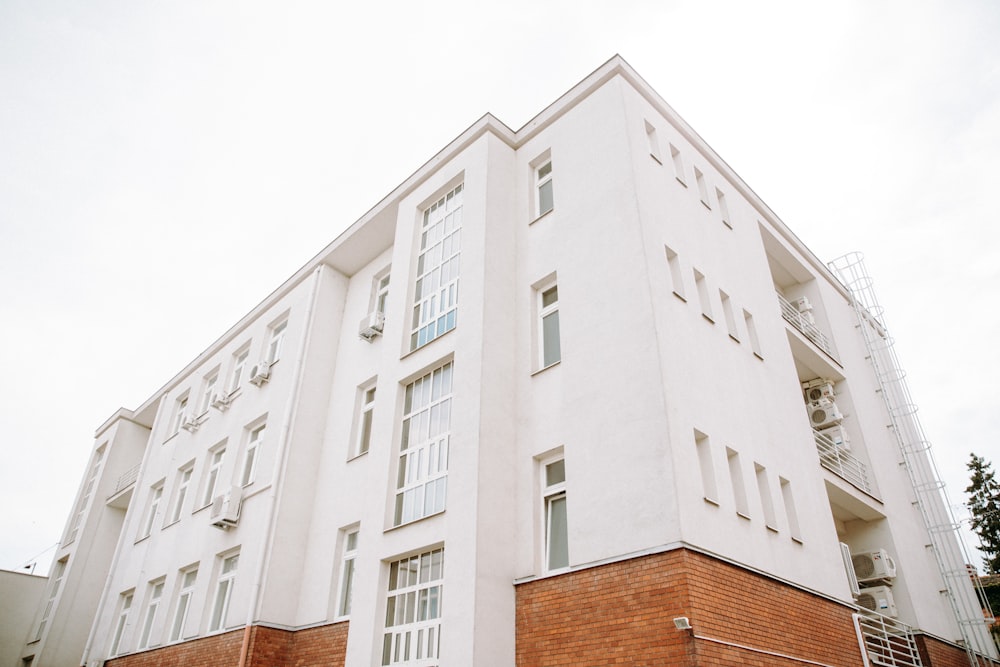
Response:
[794, 296, 813, 313]
[802, 378, 836, 404]
[818, 424, 851, 450]
[857, 586, 898, 617]
[852, 549, 897, 584]
[210, 486, 242, 529]
[248, 361, 271, 386]
[358, 311, 385, 341]
[809, 399, 844, 429]
[210, 392, 232, 411]
[180, 414, 201, 433]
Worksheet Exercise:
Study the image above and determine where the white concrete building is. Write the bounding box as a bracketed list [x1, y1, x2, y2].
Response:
[18, 56, 996, 667]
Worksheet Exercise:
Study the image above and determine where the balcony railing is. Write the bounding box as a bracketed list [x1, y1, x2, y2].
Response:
[777, 292, 835, 357]
[853, 612, 923, 667]
[109, 464, 140, 498]
[815, 429, 873, 495]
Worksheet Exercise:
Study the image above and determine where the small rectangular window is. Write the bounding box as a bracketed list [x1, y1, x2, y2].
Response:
[169, 465, 193, 524]
[537, 160, 554, 217]
[645, 120, 661, 164]
[727, 447, 750, 519]
[337, 527, 359, 617]
[665, 246, 686, 301]
[780, 477, 802, 542]
[744, 309, 763, 359]
[374, 271, 391, 316]
[694, 167, 710, 209]
[241, 424, 265, 487]
[199, 371, 218, 415]
[110, 591, 134, 656]
[266, 320, 287, 365]
[354, 384, 377, 458]
[230, 348, 250, 393]
[209, 552, 239, 632]
[755, 463, 778, 531]
[140, 483, 164, 538]
[139, 579, 165, 649]
[694, 269, 714, 322]
[539, 283, 561, 368]
[720, 290, 739, 341]
[670, 144, 686, 186]
[170, 567, 198, 642]
[543, 457, 568, 571]
[694, 430, 718, 504]
[170, 395, 189, 436]
[716, 188, 732, 228]
[202, 445, 226, 507]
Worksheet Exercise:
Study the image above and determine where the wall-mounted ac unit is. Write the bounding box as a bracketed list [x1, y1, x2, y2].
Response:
[211, 392, 232, 411]
[857, 585, 898, 618]
[794, 296, 813, 313]
[818, 424, 851, 450]
[809, 399, 844, 429]
[180, 415, 201, 433]
[802, 378, 835, 404]
[248, 362, 271, 386]
[852, 549, 897, 583]
[210, 486, 242, 529]
[359, 311, 385, 341]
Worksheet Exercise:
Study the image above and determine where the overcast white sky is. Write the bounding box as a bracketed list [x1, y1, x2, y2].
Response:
[1, 1, 998, 577]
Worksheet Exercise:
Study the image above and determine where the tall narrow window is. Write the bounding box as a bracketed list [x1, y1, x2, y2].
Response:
[755, 463, 778, 531]
[266, 320, 287, 365]
[241, 424, 265, 487]
[670, 144, 686, 185]
[780, 477, 802, 542]
[209, 553, 239, 632]
[645, 120, 661, 163]
[665, 246, 686, 301]
[694, 269, 714, 322]
[411, 183, 463, 350]
[170, 396, 188, 435]
[374, 271, 391, 316]
[744, 309, 763, 359]
[141, 483, 163, 538]
[383, 548, 444, 666]
[202, 446, 226, 507]
[394, 363, 453, 526]
[170, 567, 198, 642]
[354, 384, 377, 458]
[720, 290, 739, 341]
[170, 465, 193, 524]
[536, 160, 554, 217]
[199, 372, 218, 415]
[35, 557, 67, 639]
[694, 430, 719, 505]
[694, 166, 710, 209]
[139, 579, 164, 649]
[110, 591, 134, 656]
[337, 528, 359, 617]
[727, 448, 750, 519]
[65, 447, 104, 545]
[230, 348, 249, 393]
[543, 458, 568, 571]
[538, 282, 561, 368]
[716, 188, 731, 228]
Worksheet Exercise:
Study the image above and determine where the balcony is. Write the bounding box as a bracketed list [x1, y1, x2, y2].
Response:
[815, 429, 873, 495]
[107, 464, 140, 509]
[777, 292, 835, 358]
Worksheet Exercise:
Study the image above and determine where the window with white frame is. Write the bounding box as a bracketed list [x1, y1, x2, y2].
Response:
[64, 447, 104, 545]
[536, 159, 554, 217]
[209, 552, 239, 632]
[543, 458, 568, 571]
[109, 590, 134, 656]
[230, 348, 250, 393]
[199, 371, 218, 415]
[354, 384, 377, 458]
[202, 445, 226, 507]
[240, 424, 265, 487]
[169, 566, 198, 642]
[410, 183, 462, 351]
[337, 527, 359, 617]
[140, 482, 163, 539]
[382, 548, 444, 666]
[170, 395, 189, 435]
[537, 281, 561, 369]
[394, 363, 453, 526]
[34, 557, 66, 640]
[138, 579, 164, 649]
[266, 319, 287, 365]
[169, 464, 193, 524]
[374, 270, 391, 316]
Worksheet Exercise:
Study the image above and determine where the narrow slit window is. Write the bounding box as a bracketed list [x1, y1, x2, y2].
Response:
[665, 246, 686, 301]
[354, 384, 377, 457]
[727, 447, 750, 518]
[694, 269, 714, 322]
[539, 283, 561, 368]
[337, 527, 359, 617]
[694, 167, 710, 209]
[755, 463, 778, 531]
[744, 309, 763, 359]
[645, 120, 661, 163]
[670, 144, 686, 185]
[716, 188, 732, 228]
[781, 477, 802, 542]
[543, 458, 568, 571]
[720, 290, 739, 341]
[536, 160, 554, 216]
[170, 567, 198, 642]
[695, 430, 719, 504]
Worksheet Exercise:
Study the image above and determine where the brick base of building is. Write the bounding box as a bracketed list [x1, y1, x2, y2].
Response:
[515, 547, 984, 667]
[103, 620, 347, 667]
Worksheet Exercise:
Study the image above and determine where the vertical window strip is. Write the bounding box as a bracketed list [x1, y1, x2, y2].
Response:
[338, 529, 359, 617]
[727, 447, 750, 518]
[170, 466, 193, 523]
[694, 167, 710, 209]
[670, 144, 686, 185]
[645, 120, 661, 163]
[665, 246, 686, 301]
[716, 188, 732, 228]
[780, 477, 802, 542]
[539, 284, 561, 368]
[720, 290, 739, 341]
[356, 385, 377, 457]
[65, 448, 104, 545]
[755, 463, 778, 530]
[744, 309, 763, 359]
[394, 363, 453, 526]
[241, 424, 265, 486]
[110, 591, 134, 656]
[35, 558, 67, 639]
[170, 567, 198, 642]
[411, 184, 463, 350]
[139, 580, 164, 648]
[543, 459, 568, 571]
[694, 269, 714, 322]
[383, 548, 444, 666]
[203, 447, 226, 506]
[537, 161, 554, 216]
[209, 553, 239, 632]
[694, 430, 718, 504]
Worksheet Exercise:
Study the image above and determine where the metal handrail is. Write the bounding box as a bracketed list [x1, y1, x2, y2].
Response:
[814, 429, 873, 494]
[853, 612, 923, 667]
[777, 292, 836, 357]
[109, 464, 140, 497]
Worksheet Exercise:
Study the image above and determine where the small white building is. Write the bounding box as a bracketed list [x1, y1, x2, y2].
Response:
[19, 56, 996, 667]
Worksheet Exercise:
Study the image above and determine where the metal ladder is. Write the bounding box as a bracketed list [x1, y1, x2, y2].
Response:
[829, 252, 995, 666]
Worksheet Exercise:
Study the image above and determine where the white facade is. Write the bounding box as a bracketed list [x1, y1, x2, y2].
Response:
[21, 56, 994, 667]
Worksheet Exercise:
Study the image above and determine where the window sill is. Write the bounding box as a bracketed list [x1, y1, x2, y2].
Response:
[385, 508, 445, 533]
[736, 511, 751, 521]
[703, 496, 720, 507]
[766, 524, 779, 533]
[672, 291, 687, 302]
[401, 328, 457, 361]
[650, 153, 662, 165]
[701, 313, 715, 324]
[700, 200, 711, 211]
[529, 209, 554, 226]
[531, 360, 561, 377]
[753, 352, 764, 361]
[791, 536, 804, 545]
[728, 334, 740, 343]
[675, 176, 687, 188]
[347, 450, 370, 463]
[134, 534, 151, 545]
[723, 219, 733, 230]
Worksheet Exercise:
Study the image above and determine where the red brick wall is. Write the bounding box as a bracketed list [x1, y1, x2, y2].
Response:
[917, 634, 1000, 667]
[102, 621, 347, 667]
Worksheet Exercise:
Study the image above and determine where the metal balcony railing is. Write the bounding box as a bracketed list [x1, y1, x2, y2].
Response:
[109, 464, 140, 498]
[815, 429, 873, 495]
[777, 292, 835, 357]
[853, 612, 923, 667]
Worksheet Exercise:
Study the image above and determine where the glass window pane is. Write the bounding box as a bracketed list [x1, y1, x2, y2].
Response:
[547, 495, 569, 570]
[539, 180, 554, 214]
[542, 311, 561, 366]
[545, 459, 566, 486]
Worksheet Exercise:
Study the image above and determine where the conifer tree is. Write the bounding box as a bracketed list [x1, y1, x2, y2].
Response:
[966, 453, 1000, 574]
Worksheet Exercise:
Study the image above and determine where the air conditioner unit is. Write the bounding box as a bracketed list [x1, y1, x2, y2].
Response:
[818, 424, 851, 450]
[802, 379, 836, 404]
[180, 414, 201, 433]
[857, 585, 898, 617]
[210, 392, 232, 411]
[210, 486, 242, 529]
[358, 311, 385, 341]
[248, 362, 270, 386]
[809, 399, 844, 429]
[794, 296, 813, 313]
[852, 549, 897, 583]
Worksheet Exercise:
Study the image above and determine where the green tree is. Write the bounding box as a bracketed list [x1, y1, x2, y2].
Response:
[966, 453, 1000, 574]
